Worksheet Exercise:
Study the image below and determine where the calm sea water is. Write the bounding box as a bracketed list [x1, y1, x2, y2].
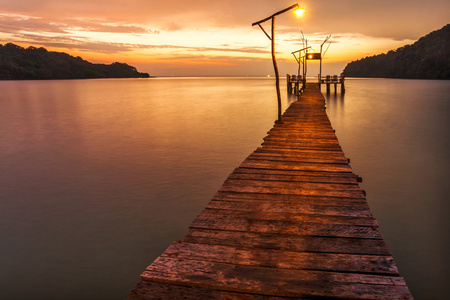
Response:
[0, 77, 448, 299]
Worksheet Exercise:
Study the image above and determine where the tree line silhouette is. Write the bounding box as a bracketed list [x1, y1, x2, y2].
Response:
[0, 43, 150, 80]
[343, 24, 450, 79]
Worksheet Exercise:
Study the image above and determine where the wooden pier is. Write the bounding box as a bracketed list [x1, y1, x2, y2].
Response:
[286, 74, 305, 95]
[129, 84, 412, 299]
[287, 74, 345, 95]
[318, 74, 346, 94]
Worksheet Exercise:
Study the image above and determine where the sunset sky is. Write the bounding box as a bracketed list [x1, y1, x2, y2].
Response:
[0, 0, 448, 76]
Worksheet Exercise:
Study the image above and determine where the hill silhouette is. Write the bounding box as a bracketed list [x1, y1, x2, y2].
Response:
[0, 43, 150, 80]
[343, 24, 450, 79]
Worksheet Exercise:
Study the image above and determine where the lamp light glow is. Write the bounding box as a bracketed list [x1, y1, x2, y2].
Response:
[293, 7, 306, 17]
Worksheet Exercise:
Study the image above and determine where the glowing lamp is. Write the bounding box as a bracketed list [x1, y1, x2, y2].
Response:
[293, 7, 306, 17]
[306, 53, 322, 60]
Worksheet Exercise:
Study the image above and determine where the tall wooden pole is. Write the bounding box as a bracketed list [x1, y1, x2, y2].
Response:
[320, 44, 323, 82]
[252, 4, 300, 124]
[271, 17, 282, 123]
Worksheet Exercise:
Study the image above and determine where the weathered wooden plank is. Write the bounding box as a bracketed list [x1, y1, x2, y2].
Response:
[263, 135, 339, 142]
[247, 153, 349, 164]
[251, 149, 346, 157]
[129, 281, 284, 300]
[219, 182, 365, 198]
[260, 144, 343, 151]
[262, 140, 342, 148]
[232, 167, 358, 178]
[263, 133, 338, 141]
[270, 121, 333, 127]
[144, 257, 406, 288]
[253, 147, 348, 159]
[227, 171, 358, 184]
[206, 199, 373, 218]
[183, 229, 391, 255]
[264, 132, 338, 138]
[268, 128, 335, 134]
[195, 208, 377, 226]
[190, 214, 381, 239]
[223, 178, 361, 191]
[213, 191, 368, 207]
[141, 257, 411, 299]
[162, 242, 399, 275]
[272, 120, 332, 126]
[239, 160, 353, 173]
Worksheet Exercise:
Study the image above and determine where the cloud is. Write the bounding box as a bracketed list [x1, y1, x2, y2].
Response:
[4, 32, 139, 53]
[162, 22, 183, 31]
[65, 20, 158, 34]
[3, 29, 269, 56]
[0, 13, 157, 35]
[0, 14, 67, 34]
[2, 0, 448, 40]
[137, 44, 269, 55]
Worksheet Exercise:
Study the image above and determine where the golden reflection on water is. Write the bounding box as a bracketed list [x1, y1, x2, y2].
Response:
[1, 78, 449, 299]
[325, 78, 450, 299]
[0, 77, 295, 299]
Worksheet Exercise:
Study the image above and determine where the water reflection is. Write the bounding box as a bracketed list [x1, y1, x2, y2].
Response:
[286, 89, 300, 104]
[0, 77, 294, 299]
[1, 78, 449, 299]
[325, 78, 450, 300]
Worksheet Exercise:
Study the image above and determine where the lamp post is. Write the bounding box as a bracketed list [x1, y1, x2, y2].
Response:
[292, 46, 311, 94]
[252, 4, 305, 123]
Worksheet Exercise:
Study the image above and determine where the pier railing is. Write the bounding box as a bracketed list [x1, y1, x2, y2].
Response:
[318, 74, 345, 94]
[287, 74, 345, 95]
[286, 74, 305, 95]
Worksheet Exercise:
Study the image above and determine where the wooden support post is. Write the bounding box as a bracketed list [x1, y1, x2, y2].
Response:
[340, 74, 346, 94]
[271, 17, 282, 123]
[287, 74, 291, 93]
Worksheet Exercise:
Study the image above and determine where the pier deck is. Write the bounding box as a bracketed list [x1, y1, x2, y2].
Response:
[129, 84, 412, 299]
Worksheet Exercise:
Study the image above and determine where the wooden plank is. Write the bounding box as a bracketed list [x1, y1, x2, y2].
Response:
[263, 135, 339, 142]
[253, 147, 348, 158]
[247, 153, 349, 164]
[260, 144, 342, 151]
[261, 138, 340, 144]
[129, 281, 283, 300]
[232, 167, 358, 178]
[183, 229, 391, 255]
[222, 178, 361, 191]
[261, 144, 342, 152]
[190, 214, 381, 239]
[212, 191, 368, 207]
[263, 133, 338, 140]
[239, 160, 353, 173]
[141, 257, 411, 299]
[226, 171, 358, 184]
[251, 148, 347, 157]
[206, 199, 373, 218]
[161, 242, 399, 275]
[219, 182, 365, 198]
[194, 208, 377, 226]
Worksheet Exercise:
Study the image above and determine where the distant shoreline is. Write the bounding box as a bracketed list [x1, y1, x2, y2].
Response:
[0, 43, 150, 80]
